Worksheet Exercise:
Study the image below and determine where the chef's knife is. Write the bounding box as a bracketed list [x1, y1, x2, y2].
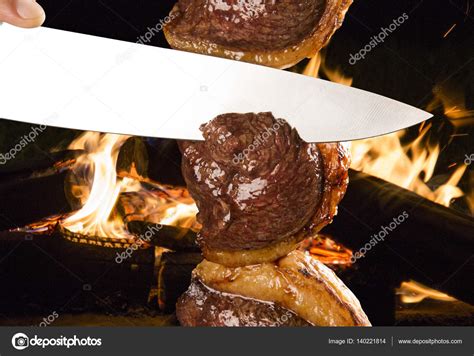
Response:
[0, 24, 432, 142]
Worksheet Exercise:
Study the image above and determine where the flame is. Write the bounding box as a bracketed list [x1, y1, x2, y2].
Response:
[61, 133, 140, 238]
[303, 53, 352, 86]
[158, 203, 199, 228]
[350, 128, 466, 206]
[304, 53, 469, 210]
[61, 132, 198, 239]
[119, 186, 200, 230]
[397, 280, 457, 304]
[467, 172, 474, 214]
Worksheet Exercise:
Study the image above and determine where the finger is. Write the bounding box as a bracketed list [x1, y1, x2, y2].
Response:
[0, 0, 45, 28]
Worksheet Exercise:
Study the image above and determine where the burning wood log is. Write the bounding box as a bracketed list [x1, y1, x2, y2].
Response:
[157, 251, 203, 313]
[0, 230, 155, 313]
[325, 169, 474, 305]
[126, 221, 202, 312]
[0, 149, 88, 231]
[0, 171, 73, 231]
[0, 150, 84, 182]
[116, 137, 149, 181]
[127, 221, 199, 252]
[0, 223, 200, 314]
[117, 187, 199, 231]
[117, 137, 185, 187]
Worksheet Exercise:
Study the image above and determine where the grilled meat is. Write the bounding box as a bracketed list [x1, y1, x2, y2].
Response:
[177, 250, 371, 326]
[164, 0, 352, 68]
[179, 112, 350, 266]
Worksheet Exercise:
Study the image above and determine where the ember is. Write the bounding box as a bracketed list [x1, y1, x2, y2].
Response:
[300, 234, 353, 266]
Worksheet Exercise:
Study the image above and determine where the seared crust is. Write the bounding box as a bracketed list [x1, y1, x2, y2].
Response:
[177, 278, 311, 327]
[194, 250, 371, 326]
[308, 142, 351, 233]
[164, 0, 353, 69]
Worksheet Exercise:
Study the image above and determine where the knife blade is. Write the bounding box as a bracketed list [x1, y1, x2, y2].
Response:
[0, 24, 432, 142]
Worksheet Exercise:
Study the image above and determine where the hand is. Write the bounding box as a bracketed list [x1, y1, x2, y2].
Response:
[0, 0, 45, 28]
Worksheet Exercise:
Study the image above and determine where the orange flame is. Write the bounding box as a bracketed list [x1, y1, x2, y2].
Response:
[119, 186, 200, 230]
[61, 133, 139, 238]
[61, 132, 198, 239]
[303, 53, 353, 86]
[397, 280, 457, 304]
[304, 53, 469, 210]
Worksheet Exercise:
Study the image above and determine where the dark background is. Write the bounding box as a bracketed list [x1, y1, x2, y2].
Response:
[1, 0, 473, 212]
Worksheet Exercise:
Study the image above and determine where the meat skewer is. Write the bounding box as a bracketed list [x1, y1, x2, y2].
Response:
[164, 1, 366, 325]
[175, 112, 370, 326]
[179, 112, 350, 267]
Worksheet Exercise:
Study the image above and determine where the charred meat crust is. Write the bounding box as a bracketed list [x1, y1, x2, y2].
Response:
[193, 250, 371, 326]
[308, 141, 350, 233]
[177, 278, 311, 327]
[164, 0, 353, 68]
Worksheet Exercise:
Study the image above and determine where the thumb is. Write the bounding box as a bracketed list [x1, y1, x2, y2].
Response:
[0, 0, 45, 28]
